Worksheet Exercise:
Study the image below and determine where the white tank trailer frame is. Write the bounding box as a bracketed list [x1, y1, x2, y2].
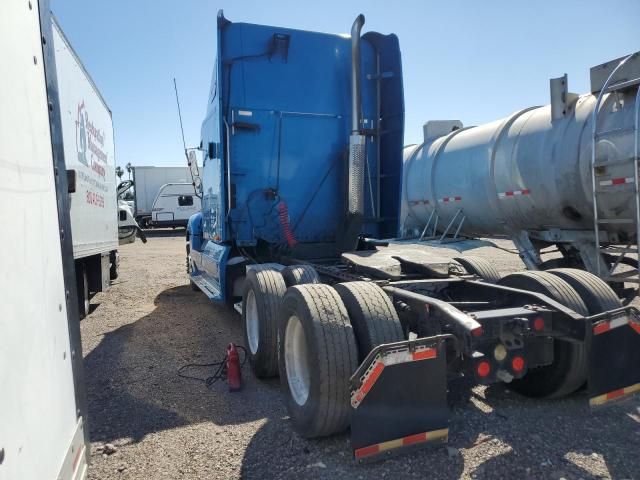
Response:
[401, 52, 640, 295]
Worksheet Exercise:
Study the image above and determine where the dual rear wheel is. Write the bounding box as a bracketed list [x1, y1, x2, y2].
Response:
[241, 264, 404, 437]
[498, 269, 621, 398]
[241, 263, 620, 436]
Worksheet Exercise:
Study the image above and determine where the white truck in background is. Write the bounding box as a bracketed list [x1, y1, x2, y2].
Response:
[131, 166, 191, 227]
[151, 182, 201, 228]
[1, 2, 88, 479]
[53, 17, 118, 317]
[117, 180, 147, 244]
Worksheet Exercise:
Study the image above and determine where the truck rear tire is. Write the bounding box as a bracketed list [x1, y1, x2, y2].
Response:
[76, 263, 90, 320]
[498, 271, 588, 398]
[334, 281, 404, 361]
[453, 256, 501, 283]
[281, 265, 320, 287]
[278, 284, 358, 438]
[547, 268, 621, 313]
[242, 264, 287, 378]
[109, 251, 118, 281]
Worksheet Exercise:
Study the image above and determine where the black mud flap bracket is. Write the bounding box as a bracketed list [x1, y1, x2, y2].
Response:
[349, 335, 454, 462]
[588, 306, 640, 407]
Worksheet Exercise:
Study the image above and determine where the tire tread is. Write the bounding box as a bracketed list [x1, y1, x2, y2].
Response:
[243, 265, 286, 378]
[279, 284, 357, 437]
[282, 265, 320, 287]
[334, 281, 404, 361]
[454, 256, 502, 283]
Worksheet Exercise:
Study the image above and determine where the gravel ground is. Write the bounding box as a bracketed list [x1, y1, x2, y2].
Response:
[81, 233, 640, 479]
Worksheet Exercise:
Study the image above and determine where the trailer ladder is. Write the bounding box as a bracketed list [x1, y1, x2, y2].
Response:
[591, 52, 640, 289]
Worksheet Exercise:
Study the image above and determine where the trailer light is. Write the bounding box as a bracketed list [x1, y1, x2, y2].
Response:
[471, 326, 483, 337]
[511, 356, 525, 373]
[476, 361, 491, 378]
[493, 344, 507, 362]
[533, 317, 545, 331]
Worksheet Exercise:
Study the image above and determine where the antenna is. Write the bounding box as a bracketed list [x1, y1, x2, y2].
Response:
[173, 78, 203, 199]
[173, 78, 188, 160]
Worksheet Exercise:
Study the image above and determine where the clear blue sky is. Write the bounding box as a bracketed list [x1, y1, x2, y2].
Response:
[52, 0, 639, 170]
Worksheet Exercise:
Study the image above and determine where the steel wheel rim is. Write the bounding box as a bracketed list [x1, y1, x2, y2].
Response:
[285, 314, 310, 406]
[245, 289, 259, 355]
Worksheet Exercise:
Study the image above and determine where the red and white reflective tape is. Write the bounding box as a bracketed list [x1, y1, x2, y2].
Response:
[351, 346, 437, 408]
[438, 196, 461, 204]
[409, 199, 430, 206]
[498, 188, 531, 198]
[589, 382, 640, 407]
[354, 428, 449, 460]
[593, 314, 640, 335]
[599, 177, 634, 187]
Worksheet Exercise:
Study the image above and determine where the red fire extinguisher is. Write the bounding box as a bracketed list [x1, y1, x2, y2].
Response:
[226, 343, 242, 392]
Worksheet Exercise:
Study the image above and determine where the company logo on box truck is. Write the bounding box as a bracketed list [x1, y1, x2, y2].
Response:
[76, 100, 107, 178]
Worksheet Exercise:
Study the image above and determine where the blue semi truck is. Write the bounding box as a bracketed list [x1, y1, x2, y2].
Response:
[187, 12, 640, 460]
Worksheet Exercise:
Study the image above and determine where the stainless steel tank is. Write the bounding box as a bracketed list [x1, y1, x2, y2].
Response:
[402, 57, 640, 251]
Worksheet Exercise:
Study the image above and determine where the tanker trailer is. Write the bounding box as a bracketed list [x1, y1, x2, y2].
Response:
[401, 52, 640, 297]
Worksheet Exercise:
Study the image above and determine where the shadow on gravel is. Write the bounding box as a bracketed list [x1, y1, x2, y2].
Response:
[240, 378, 639, 479]
[455, 383, 640, 479]
[240, 418, 466, 480]
[85, 284, 285, 445]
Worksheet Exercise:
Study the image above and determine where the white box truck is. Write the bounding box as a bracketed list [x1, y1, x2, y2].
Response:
[1, 2, 89, 479]
[131, 166, 191, 227]
[52, 16, 118, 317]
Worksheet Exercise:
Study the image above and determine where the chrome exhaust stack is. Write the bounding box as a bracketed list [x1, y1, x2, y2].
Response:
[348, 14, 365, 216]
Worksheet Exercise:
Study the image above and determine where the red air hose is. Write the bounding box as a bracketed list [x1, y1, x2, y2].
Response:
[278, 201, 297, 247]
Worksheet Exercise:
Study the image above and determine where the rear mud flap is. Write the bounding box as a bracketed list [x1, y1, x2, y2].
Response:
[349, 335, 452, 461]
[588, 307, 640, 407]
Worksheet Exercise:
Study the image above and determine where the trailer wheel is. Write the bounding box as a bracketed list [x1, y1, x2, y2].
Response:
[281, 265, 320, 287]
[242, 264, 287, 378]
[76, 263, 90, 320]
[109, 251, 119, 281]
[453, 256, 501, 283]
[278, 284, 358, 438]
[498, 271, 588, 398]
[548, 268, 621, 313]
[334, 281, 404, 361]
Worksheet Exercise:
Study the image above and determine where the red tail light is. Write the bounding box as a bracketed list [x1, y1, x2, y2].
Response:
[511, 356, 525, 373]
[533, 317, 545, 331]
[476, 360, 491, 378]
